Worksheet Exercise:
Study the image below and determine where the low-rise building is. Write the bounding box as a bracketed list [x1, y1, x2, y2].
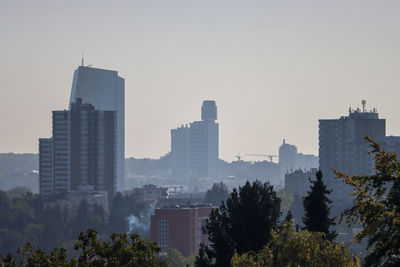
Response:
[150, 204, 215, 256]
[124, 184, 168, 202]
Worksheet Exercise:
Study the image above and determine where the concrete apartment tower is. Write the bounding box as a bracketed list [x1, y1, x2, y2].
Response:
[190, 100, 219, 179]
[319, 101, 385, 201]
[171, 100, 219, 179]
[39, 98, 117, 198]
[278, 139, 298, 179]
[69, 65, 125, 191]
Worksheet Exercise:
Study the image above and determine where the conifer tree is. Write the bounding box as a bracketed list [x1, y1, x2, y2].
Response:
[302, 170, 337, 241]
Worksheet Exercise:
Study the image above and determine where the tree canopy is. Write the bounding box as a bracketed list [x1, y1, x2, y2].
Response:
[0, 229, 161, 267]
[231, 220, 359, 267]
[203, 182, 229, 206]
[196, 180, 281, 267]
[335, 137, 400, 266]
[303, 170, 337, 241]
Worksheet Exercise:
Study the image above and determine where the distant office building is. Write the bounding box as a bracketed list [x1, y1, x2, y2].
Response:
[319, 101, 386, 199]
[227, 159, 281, 186]
[190, 120, 219, 178]
[52, 110, 70, 194]
[201, 100, 217, 122]
[150, 205, 215, 256]
[125, 184, 168, 202]
[252, 161, 281, 185]
[278, 139, 318, 180]
[279, 139, 297, 177]
[39, 99, 117, 198]
[285, 168, 317, 197]
[39, 138, 53, 196]
[171, 125, 191, 177]
[170, 100, 219, 179]
[296, 153, 319, 171]
[69, 65, 125, 191]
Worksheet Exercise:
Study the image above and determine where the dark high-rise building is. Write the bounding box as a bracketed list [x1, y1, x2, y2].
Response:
[69, 99, 117, 198]
[52, 110, 70, 194]
[39, 138, 53, 196]
[39, 99, 117, 198]
[319, 101, 386, 200]
[69, 65, 125, 191]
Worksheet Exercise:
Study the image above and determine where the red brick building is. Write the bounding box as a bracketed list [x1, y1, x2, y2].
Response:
[150, 205, 215, 256]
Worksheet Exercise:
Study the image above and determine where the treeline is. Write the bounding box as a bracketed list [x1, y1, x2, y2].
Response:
[1, 138, 400, 266]
[0, 190, 150, 256]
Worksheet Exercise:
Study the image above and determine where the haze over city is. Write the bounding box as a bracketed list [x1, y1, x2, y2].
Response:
[1, 0, 400, 161]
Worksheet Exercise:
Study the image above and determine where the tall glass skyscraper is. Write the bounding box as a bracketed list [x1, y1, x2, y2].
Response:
[69, 66, 125, 191]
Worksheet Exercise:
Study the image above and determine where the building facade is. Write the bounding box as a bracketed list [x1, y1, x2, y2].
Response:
[150, 205, 214, 256]
[39, 99, 117, 198]
[171, 125, 191, 177]
[69, 65, 125, 191]
[319, 102, 386, 200]
[278, 139, 318, 180]
[285, 168, 317, 197]
[52, 110, 70, 194]
[125, 184, 168, 202]
[170, 100, 219, 179]
[39, 138, 53, 196]
[279, 139, 298, 178]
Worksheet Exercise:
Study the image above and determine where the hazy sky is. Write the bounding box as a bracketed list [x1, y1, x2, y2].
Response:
[1, 0, 400, 161]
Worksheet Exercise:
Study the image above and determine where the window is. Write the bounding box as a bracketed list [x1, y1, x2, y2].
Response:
[158, 219, 168, 252]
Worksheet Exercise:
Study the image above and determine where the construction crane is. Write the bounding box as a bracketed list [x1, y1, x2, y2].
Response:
[245, 154, 278, 162]
[235, 153, 242, 161]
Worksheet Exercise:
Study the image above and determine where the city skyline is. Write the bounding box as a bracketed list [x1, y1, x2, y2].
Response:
[1, 1, 400, 161]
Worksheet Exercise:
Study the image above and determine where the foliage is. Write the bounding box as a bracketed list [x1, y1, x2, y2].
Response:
[276, 188, 293, 215]
[108, 192, 150, 236]
[231, 220, 360, 267]
[302, 170, 337, 241]
[334, 137, 400, 266]
[0, 229, 161, 267]
[196, 180, 281, 267]
[6, 187, 32, 200]
[0, 190, 150, 255]
[159, 247, 195, 267]
[203, 182, 229, 206]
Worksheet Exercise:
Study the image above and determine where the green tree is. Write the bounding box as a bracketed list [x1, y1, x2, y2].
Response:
[303, 170, 337, 241]
[335, 137, 400, 267]
[0, 229, 162, 267]
[6, 187, 32, 200]
[159, 247, 195, 267]
[74, 229, 160, 266]
[196, 180, 281, 267]
[277, 188, 293, 215]
[231, 220, 359, 267]
[203, 182, 229, 206]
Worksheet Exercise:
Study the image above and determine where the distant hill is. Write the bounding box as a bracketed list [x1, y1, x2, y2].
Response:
[0, 153, 38, 193]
